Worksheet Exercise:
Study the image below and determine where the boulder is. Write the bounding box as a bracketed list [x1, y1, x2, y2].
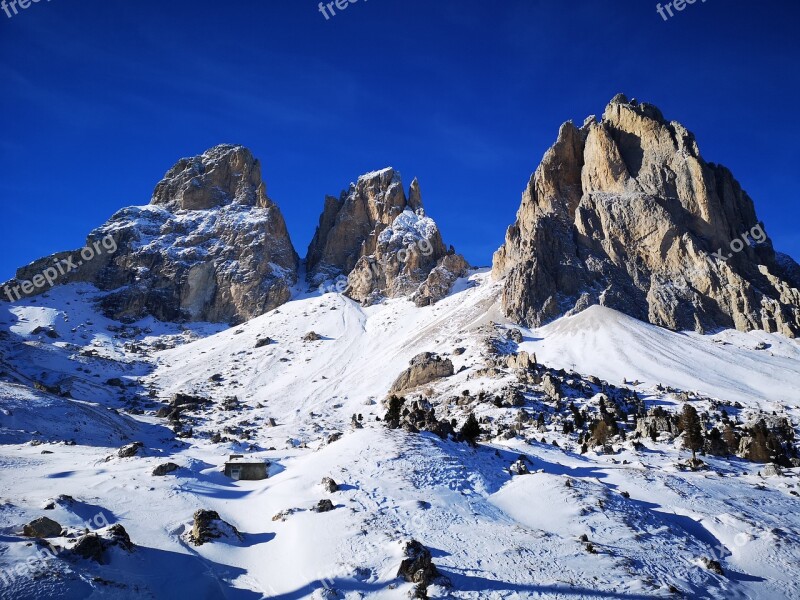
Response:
[313, 499, 336, 513]
[189, 509, 242, 546]
[541, 373, 562, 399]
[255, 337, 274, 348]
[72, 533, 105, 562]
[506, 351, 534, 370]
[117, 441, 144, 458]
[152, 462, 180, 476]
[397, 540, 448, 587]
[510, 459, 530, 476]
[390, 353, 454, 393]
[321, 477, 339, 493]
[22, 517, 62, 538]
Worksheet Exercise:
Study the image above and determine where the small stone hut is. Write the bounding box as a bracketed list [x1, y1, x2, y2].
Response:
[223, 454, 268, 480]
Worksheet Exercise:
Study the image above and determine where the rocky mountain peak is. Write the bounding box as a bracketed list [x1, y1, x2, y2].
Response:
[305, 167, 408, 280]
[4, 146, 299, 324]
[493, 95, 800, 336]
[151, 144, 272, 211]
[306, 169, 469, 305]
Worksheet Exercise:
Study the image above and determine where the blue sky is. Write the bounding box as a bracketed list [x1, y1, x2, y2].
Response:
[1, 0, 798, 279]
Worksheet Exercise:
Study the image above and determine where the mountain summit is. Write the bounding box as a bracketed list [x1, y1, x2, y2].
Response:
[307, 168, 469, 306]
[4, 145, 299, 323]
[493, 94, 800, 336]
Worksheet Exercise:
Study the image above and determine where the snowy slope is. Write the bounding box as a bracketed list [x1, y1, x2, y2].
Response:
[522, 305, 800, 406]
[1, 272, 799, 599]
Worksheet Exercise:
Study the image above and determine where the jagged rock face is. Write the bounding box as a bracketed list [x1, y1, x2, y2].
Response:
[493, 95, 800, 336]
[306, 168, 409, 282]
[307, 168, 468, 305]
[5, 145, 299, 324]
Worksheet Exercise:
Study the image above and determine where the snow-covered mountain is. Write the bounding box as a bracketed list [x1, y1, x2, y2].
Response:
[1, 97, 800, 599]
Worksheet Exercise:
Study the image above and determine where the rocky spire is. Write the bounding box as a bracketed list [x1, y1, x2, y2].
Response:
[307, 168, 469, 305]
[306, 167, 408, 282]
[493, 95, 800, 336]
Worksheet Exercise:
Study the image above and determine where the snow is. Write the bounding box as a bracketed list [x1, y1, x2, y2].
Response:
[377, 209, 439, 249]
[357, 167, 397, 182]
[1, 273, 799, 598]
[520, 305, 800, 406]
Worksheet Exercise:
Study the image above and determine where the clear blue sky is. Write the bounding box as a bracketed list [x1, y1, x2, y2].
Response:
[1, 0, 798, 279]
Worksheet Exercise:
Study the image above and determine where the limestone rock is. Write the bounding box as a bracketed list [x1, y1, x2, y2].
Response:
[390, 353, 454, 393]
[307, 168, 407, 281]
[492, 96, 800, 336]
[152, 462, 179, 476]
[71, 526, 134, 562]
[635, 410, 678, 439]
[397, 540, 448, 587]
[313, 499, 335, 513]
[117, 441, 144, 458]
[189, 509, 242, 545]
[71, 533, 105, 562]
[506, 351, 534, 370]
[412, 253, 470, 306]
[22, 516, 62, 538]
[510, 459, 530, 475]
[541, 373, 562, 399]
[3, 145, 299, 324]
[306, 168, 468, 305]
[321, 477, 339, 493]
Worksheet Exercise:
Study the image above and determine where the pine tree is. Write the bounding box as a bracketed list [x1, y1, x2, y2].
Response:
[460, 413, 481, 446]
[681, 404, 704, 463]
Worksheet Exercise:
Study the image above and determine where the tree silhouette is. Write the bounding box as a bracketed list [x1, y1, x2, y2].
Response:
[681, 404, 704, 463]
[460, 413, 481, 446]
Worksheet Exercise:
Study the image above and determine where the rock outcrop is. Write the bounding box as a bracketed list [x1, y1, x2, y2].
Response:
[4, 145, 299, 324]
[493, 95, 800, 336]
[397, 540, 448, 588]
[189, 509, 242, 545]
[307, 168, 469, 305]
[22, 517, 62, 538]
[390, 352, 454, 393]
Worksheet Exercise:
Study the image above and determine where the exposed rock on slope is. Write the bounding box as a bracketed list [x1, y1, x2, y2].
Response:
[307, 168, 468, 305]
[493, 95, 800, 336]
[4, 145, 299, 323]
[390, 352, 454, 393]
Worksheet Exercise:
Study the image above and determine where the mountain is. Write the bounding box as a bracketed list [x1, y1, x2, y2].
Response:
[1, 99, 800, 599]
[493, 94, 800, 336]
[306, 168, 469, 305]
[3, 145, 299, 324]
